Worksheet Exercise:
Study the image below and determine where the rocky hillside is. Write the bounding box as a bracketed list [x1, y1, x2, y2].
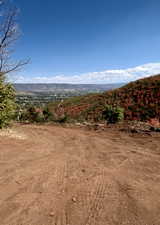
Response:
[50, 74, 160, 122]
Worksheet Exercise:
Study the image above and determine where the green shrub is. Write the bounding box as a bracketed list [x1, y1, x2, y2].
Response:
[56, 114, 69, 123]
[26, 106, 44, 123]
[103, 105, 124, 123]
[18, 105, 55, 123]
[42, 107, 53, 121]
[17, 108, 29, 121]
[0, 79, 16, 128]
[16, 105, 56, 123]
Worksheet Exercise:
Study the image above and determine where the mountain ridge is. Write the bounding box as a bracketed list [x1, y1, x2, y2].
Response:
[13, 83, 124, 93]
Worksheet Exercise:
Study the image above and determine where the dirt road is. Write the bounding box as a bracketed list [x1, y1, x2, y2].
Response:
[0, 124, 160, 225]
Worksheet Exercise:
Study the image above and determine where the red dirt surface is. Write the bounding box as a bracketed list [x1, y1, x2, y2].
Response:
[0, 124, 160, 225]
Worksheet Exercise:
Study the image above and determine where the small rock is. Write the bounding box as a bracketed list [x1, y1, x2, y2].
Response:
[15, 180, 21, 184]
[49, 212, 55, 217]
[75, 123, 81, 126]
[72, 197, 77, 203]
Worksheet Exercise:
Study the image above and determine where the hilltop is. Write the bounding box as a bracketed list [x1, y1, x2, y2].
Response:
[50, 74, 160, 122]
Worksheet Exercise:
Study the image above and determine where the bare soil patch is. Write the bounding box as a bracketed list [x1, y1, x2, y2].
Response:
[0, 124, 160, 225]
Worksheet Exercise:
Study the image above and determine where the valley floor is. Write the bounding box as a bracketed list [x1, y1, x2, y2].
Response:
[0, 124, 160, 225]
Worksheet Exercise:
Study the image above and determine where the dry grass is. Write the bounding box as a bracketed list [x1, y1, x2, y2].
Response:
[0, 128, 27, 140]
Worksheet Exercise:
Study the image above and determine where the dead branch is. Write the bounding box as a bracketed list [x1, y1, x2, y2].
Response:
[0, 1, 29, 78]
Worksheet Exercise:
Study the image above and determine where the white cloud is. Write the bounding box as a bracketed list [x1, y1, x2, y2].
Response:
[10, 62, 160, 84]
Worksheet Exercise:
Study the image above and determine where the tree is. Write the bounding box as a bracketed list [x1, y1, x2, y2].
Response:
[0, 0, 29, 78]
[0, 78, 16, 128]
[103, 105, 124, 124]
[0, 0, 28, 128]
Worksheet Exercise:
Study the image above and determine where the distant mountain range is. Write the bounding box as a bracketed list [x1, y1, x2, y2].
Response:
[13, 83, 124, 94]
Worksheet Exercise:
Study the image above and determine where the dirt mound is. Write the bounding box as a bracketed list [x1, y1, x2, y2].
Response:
[0, 124, 160, 225]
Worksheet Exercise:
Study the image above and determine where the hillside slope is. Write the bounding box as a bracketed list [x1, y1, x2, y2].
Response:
[50, 74, 160, 121]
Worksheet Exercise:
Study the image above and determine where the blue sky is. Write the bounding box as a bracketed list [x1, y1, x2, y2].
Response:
[12, 0, 160, 83]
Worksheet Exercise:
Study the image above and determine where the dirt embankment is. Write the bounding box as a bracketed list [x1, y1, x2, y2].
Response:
[0, 124, 160, 225]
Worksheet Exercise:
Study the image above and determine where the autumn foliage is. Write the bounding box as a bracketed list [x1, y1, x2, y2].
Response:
[50, 74, 160, 122]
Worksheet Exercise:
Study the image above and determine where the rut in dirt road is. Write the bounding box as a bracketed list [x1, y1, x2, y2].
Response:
[0, 124, 160, 225]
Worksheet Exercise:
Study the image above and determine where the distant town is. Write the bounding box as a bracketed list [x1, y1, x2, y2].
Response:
[14, 83, 124, 105]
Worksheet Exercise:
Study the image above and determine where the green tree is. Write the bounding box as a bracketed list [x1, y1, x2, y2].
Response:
[0, 0, 28, 128]
[103, 105, 124, 123]
[0, 78, 16, 128]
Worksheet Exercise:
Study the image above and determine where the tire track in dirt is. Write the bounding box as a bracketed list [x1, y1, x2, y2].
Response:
[48, 156, 70, 225]
[64, 169, 107, 225]
[82, 170, 107, 225]
[54, 207, 70, 225]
